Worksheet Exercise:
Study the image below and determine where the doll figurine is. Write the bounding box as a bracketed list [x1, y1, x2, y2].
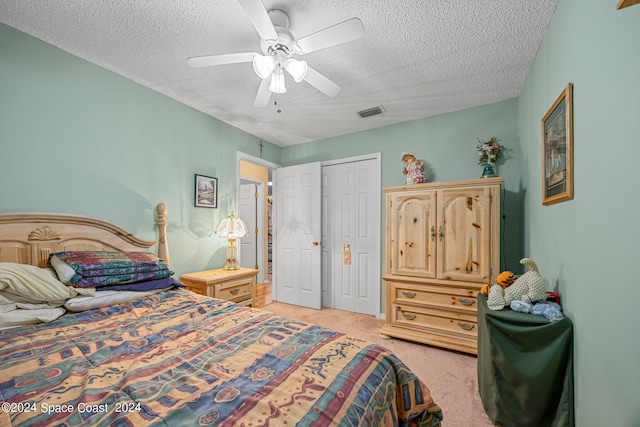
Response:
[402, 153, 427, 185]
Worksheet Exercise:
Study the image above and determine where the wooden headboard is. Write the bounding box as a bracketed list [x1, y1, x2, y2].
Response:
[0, 203, 169, 268]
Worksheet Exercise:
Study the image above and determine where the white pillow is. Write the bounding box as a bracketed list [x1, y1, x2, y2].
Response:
[0, 307, 65, 330]
[49, 255, 77, 283]
[63, 290, 155, 312]
[0, 262, 94, 303]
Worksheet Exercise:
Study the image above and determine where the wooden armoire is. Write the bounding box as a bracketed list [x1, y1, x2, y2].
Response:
[379, 177, 503, 354]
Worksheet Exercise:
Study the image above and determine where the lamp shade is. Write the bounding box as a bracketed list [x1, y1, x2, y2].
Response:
[253, 55, 275, 79]
[285, 58, 308, 82]
[215, 212, 248, 239]
[268, 69, 287, 94]
[215, 212, 248, 271]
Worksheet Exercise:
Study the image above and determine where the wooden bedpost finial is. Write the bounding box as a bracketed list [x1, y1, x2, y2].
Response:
[156, 203, 170, 266]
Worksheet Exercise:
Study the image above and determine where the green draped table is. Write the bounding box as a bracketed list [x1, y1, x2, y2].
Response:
[477, 293, 575, 427]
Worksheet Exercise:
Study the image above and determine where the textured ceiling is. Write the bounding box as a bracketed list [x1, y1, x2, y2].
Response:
[0, 0, 558, 147]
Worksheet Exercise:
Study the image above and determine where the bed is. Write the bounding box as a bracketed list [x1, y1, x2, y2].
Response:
[0, 204, 443, 426]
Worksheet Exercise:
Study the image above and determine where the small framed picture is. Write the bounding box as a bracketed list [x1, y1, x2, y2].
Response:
[195, 174, 218, 208]
[541, 83, 573, 206]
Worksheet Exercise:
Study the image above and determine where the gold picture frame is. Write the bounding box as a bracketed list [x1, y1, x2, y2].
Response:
[541, 83, 573, 206]
[617, 0, 640, 10]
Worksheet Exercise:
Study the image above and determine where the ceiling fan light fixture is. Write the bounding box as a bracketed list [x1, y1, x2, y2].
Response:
[188, 3, 364, 106]
[268, 69, 287, 93]
[285, 59, 308, 82]
[253, 54, 275, 79]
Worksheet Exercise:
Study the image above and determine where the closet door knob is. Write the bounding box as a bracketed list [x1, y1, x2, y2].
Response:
[438, 226, 444, 241]
[312, 241, 319, 246]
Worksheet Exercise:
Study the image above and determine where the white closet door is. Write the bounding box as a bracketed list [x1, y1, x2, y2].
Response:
[323, 158, 380, 316]
[274, 162, 322, 309]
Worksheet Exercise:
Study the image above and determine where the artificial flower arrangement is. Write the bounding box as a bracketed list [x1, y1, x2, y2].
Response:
[477, 137, 503, 165]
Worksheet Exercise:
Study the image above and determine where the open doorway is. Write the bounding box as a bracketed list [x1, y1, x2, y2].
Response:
[238, 179, 262, 271]
[236, 152, 279, 295]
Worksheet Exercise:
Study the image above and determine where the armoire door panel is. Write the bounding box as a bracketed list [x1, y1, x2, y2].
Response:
[389, 192, 436, 278]
[437, 188, 491, 283]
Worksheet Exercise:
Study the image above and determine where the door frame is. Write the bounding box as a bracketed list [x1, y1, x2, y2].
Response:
[236, 152, 281, 287]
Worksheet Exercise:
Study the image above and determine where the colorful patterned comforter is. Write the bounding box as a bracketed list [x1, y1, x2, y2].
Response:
[0, 290, 442, 426]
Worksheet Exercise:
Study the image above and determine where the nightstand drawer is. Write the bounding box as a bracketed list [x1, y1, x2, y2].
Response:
[217, 278, 252, 303]
[179, 267, 258, 307]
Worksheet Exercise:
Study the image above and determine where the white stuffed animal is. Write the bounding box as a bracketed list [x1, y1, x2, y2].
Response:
[487, 258, 547, 310]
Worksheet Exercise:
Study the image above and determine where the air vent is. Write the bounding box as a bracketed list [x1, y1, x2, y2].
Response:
[357, 105, 385, 118]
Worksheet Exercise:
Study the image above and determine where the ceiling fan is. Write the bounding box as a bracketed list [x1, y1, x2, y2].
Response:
[187, 0, 365, 108]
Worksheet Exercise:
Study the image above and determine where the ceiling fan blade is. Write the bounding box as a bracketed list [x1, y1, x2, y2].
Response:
[237, 0, 278, 43]
[303, 66, 341, 97]
[187, 52, 256, 68]
[294, 18, 364, 55]
[254, 78, 272, 108]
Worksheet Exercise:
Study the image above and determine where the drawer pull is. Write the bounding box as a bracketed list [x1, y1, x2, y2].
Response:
[401, 312, 416, 320]
[229, 288, 240, 295]
[402, 291, 416, 298]
[457, 322, 475, 331]
[457, 297, 475, 306]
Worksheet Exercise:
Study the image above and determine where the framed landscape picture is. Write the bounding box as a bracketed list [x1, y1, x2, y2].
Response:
[195, 174, 218, 208]
[541, 83, 573, 206]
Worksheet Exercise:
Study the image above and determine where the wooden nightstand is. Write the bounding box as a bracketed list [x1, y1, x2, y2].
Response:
[179, 267, 258, 306]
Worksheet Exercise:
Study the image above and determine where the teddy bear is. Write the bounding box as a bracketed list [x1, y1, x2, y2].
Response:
[481, 270, 516, 295]
[484, 271, 516, 310]
[481, 270, 514, 295]
[486, 258, 547, 310]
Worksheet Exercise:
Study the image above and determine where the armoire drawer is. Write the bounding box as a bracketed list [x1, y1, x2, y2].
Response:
[391, 282, 478, 312]
[391, 304, 478, 338]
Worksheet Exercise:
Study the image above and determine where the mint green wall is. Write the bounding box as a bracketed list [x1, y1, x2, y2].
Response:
[282, 99, 520, 187]
[518, 1, 640, 426]
[4, 2, 640, 422]
[0, 23, 281, 276]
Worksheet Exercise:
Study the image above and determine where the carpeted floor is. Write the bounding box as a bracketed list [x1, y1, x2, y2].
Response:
[260, 302, 494, 427]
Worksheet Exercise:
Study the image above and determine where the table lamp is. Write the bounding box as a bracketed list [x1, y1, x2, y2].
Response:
[215, 212, 248, 270]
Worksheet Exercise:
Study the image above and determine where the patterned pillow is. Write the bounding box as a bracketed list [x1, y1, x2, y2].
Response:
[49, 251, 172, 288]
